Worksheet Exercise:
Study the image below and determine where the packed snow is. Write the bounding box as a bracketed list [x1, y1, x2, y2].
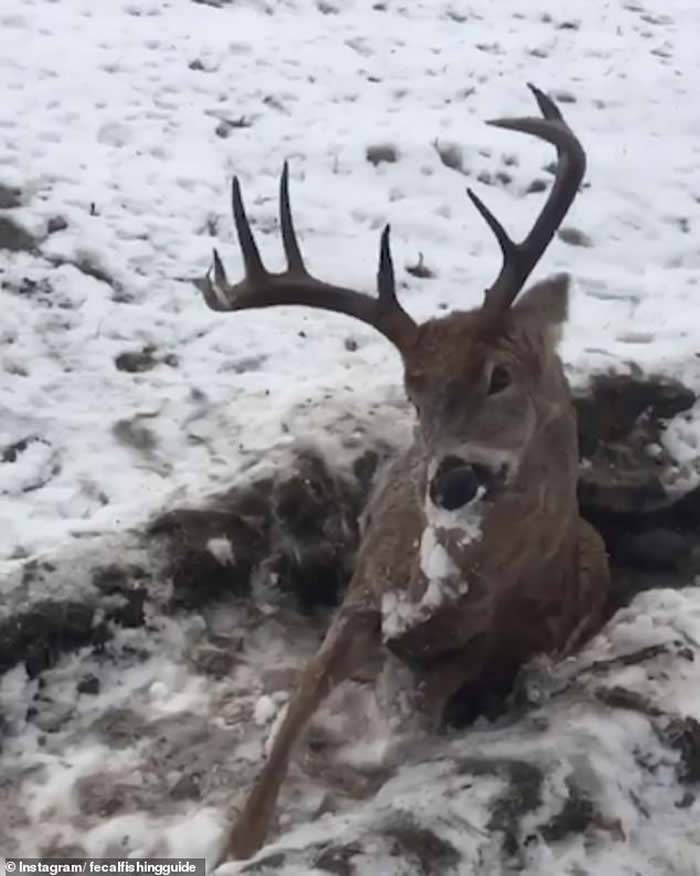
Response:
[381, 523, 470, 642]
[206, 536, 235, 566]
[419, 525, 460, 594]
[3, 0, 700, 873]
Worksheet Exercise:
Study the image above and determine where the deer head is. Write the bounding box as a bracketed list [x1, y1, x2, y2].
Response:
[198, 84, 585, 524]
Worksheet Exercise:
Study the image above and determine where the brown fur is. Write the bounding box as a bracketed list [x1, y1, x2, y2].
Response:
[221, 278, 609, 861]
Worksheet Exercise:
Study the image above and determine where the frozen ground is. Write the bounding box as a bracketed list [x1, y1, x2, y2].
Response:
[2, 0, 700, 872]
[4, 546, 700, 874]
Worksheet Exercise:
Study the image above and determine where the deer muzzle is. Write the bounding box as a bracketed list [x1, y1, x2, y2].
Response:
[429, 456, 504, 511]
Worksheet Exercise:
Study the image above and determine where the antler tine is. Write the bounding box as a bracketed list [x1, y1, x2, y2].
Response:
[468, 84, 586, 315]
[279, 161, 305, 274]
[232, 176, 266, 280]
[377, 224, 399, 308]
[196, 165, 417, 350]
[527, 82, 563, 122]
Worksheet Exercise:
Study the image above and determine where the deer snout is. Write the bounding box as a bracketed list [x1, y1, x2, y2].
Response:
[429, 456, 500, 511]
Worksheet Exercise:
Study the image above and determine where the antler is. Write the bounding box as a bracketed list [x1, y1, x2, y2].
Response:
[467, 83, 587, 315]
[196, 162, 417, 351]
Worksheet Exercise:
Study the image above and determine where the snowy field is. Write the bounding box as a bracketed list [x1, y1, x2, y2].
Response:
[3, 0, 700, 564]
[3, 0, 700, 872]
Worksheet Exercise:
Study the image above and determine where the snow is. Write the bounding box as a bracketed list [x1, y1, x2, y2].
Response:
[425, 484, 487, 545]
[381, 591, 421, 642]
[211, 586, 700, 876]
[206, 537, 235, 566]
[382, 485, 487, 643]
[2, 0, 700, 566]
[381, 522, 475, 640]
[1, 0, 700, 872]
[419, 525, 458, 588]
[254, 694, 278, 726]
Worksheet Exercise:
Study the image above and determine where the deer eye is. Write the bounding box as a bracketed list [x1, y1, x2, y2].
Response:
[487, 364, 511, 395]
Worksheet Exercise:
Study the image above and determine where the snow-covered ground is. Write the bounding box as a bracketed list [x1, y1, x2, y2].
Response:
[3, 0, 700, 564]
[3, 0, 700, 872]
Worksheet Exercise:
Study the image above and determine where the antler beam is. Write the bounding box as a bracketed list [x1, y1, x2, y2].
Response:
[197, 162, 417, 351]
[467, 83, 587, 315]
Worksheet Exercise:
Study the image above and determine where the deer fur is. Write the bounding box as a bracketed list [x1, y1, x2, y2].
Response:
[196, 85, 610, 861]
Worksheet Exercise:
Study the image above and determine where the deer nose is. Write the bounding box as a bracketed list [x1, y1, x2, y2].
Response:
[429, 456, 493, 511]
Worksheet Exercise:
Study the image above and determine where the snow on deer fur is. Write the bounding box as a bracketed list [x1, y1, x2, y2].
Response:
[381, 514, 480, 642]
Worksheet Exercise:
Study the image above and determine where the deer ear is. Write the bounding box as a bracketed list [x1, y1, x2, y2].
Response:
[512, 272, 570, 327]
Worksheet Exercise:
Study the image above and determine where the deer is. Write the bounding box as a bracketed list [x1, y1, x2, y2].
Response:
[196, 84, 610, 861]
